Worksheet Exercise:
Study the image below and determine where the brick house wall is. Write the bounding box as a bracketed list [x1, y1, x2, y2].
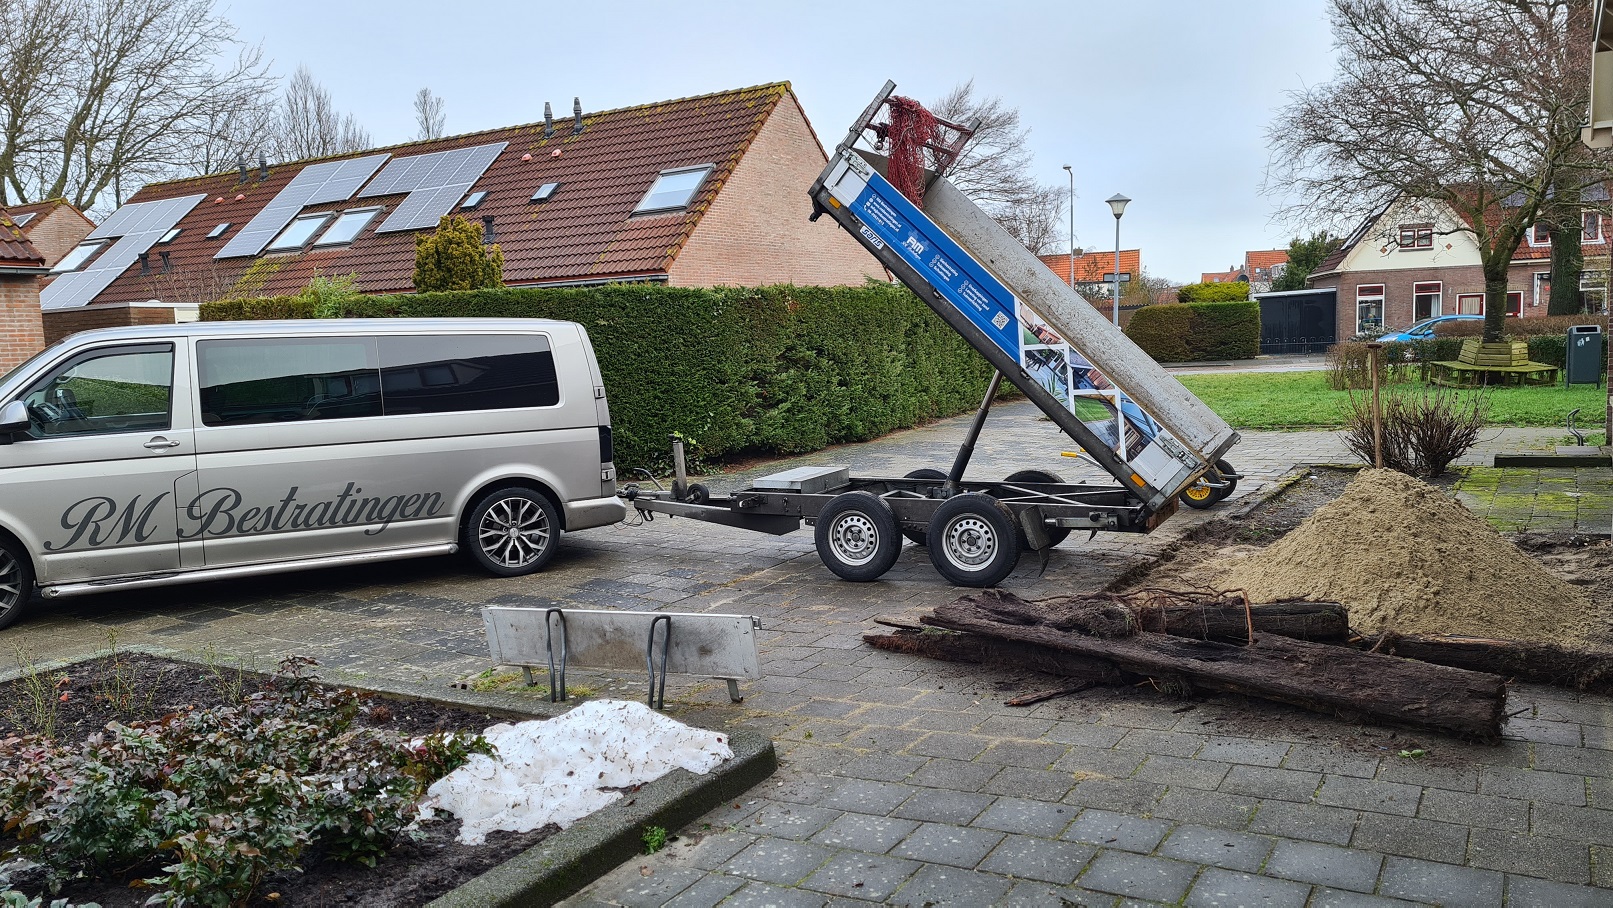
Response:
[669, 93, 883, 287]
[1310, 264, 1489, 339]
[0, 276, 46, 371]
[41, 304, 178, 346]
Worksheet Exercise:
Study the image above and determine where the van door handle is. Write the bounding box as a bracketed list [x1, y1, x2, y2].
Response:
[144, 436, 181, 451]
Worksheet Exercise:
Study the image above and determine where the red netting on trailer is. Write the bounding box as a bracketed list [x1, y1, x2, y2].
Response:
[885, 96, 937, 207]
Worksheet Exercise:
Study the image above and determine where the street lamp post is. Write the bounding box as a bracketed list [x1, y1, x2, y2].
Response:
[1062, 165, 1075, 290]
[1106, 193, 1130, 326]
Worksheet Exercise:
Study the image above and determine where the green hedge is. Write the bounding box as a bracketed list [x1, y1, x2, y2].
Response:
[202, 284, 996, 470]
[1124, 301, 1261, 362]
[1176, 281, 1250, 303]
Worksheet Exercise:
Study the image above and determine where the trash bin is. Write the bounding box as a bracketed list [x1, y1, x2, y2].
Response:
[1566, 324, 1603, 387]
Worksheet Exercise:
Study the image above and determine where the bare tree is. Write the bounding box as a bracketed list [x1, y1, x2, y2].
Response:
[273, 65, 371, 162]
[1266, 0, 1599, 342]
[0, 0, 275, 213]
[929, 80, 1067, 254]
[414, 88, 447, 141]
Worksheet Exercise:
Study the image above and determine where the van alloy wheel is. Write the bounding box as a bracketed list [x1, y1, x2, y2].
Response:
[464, 487, 561, 577]
[0, 543, 34, 631]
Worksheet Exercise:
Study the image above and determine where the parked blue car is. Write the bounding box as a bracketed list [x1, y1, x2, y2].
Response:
[1376, 314, 1483, 342]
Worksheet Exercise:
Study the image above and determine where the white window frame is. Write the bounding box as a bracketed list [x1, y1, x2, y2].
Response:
[1584, 210, 1604, 244]
[1456, 293, 1485, 315]
[265, 212, 335, 253]
[313, 207, 382, 247]
[1529, 223, 1551, 246]
[1397, 224, 1433, 250]
[1412, 281, 1442, 320]
[1580, 270, 1608, 314]
[1533, 271, 1551, 308]
[1356, 284, 1385, 335]
[50, 240, 108, 274]
[633, 164, 713, 215]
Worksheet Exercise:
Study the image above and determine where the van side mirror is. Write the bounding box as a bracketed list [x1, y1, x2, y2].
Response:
[0, 400, 29, 442]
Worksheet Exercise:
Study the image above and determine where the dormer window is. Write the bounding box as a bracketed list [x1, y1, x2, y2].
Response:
[51, 240, 108, 273]
[1529, 223, 1551, 246]
[265, 212, 334, 252]
[1397, 223, 1433, 249]
[315, 207, 382, 246]
[634, 165, 712, 215]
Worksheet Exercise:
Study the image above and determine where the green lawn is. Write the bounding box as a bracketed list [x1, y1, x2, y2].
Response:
[1175, 370, 1607, 430]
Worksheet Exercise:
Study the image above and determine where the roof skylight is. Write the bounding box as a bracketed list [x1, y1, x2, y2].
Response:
[530, 182, 560, 202]
[634, 166, 711, 214]
[158, 227, 181, 243]
[10, 212, 34, 227]
[208, 223, 231, 239]
[265, 213, 334, 252]
[315, 207, 381, 246]
[460, 191, 488, 210]
[51, 240, 107, 274]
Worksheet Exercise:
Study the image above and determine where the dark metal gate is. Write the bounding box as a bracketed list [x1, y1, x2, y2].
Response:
[1254, 289, 1336, 355]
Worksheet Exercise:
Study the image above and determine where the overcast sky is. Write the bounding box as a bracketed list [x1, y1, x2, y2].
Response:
[220, 0, 1337, 284]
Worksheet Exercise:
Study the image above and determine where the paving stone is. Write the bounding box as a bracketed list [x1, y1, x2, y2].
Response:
[1372, 759, 1479, 793]
[600, 865, 707, 907]
[719, 880, 830, 907]
[1149, 788, 1259, 830]
[890, 821, 1006, 869]
[841, 725, 929, 752]
[1466, 827, 1591, 884]
[1315, 775, 1422, 817]
[975, 715, 1058, 740]
[1195, 736, 1293, 768]
[1377, 855, 1504, 907]
[1134, 755, 1233, 790]
[997, 880, 1101, 907]
[1115, 729, 1206, 757]
[1075, 850, 1199, 903]
[1348, 812, 1469, 864]
[1183, 867, 1311, 908]
[799, 851, 922, 901]
[1416, 786, 1530, 831]
[906, 757, 1003, 792]
[974, 798, 1078, 837]
[1532, 801, 1613, 846]
[1044, 722, 1128, 748]
[977, 833, 1096, 885]
[1504, 717, 1584, 747]
[903, 710, 983, 732]
[1308, 888, 1421, 907]
[808, 813, 921, 853]
[1219, 765, 1321, 803]
[891, 789, 997, 825]
[1283, 745, 1382, 778]
[1262, 840, 1384, 893]
[907, 732, 995, 761]
[682, 830, 760, 870]
[983, 767, 1078, 801]
[660, 872, 746, 908]
[1158, 824, 1275, 872]
[1053, 745, 1148, 780]
[1504, 874, 1613, 907]
[1597, 845, 1613, 889]
[1061, 809, 1172, 853]
[1063, 779, 1166, 814]
[740, 803, 843, 840]
[886, 863, 1015, 906]
[720, 837, 835, 886]
[1533, 742, 1613, 779]
[819, 778, 916, 815]
[835, 752, 926, 783]
[980, 740, 1071, 770]
[1477, 766, 1587, 806]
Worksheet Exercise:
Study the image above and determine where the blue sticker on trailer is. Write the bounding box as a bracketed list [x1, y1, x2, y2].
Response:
[847, 170, 1020, 359]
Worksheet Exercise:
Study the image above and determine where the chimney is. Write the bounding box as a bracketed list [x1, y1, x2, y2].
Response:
[572, 97, 583, 134]
[258, 154, 268, 182]
[158, 250, 171, 273]
[482, 214, 496, 244]
[236, 155, 248, 184]
[137, 252, 151, 275]
[543, 102, 554, 139]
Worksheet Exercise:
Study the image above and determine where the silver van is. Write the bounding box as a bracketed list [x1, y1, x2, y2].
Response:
[0, 319, 625, 629]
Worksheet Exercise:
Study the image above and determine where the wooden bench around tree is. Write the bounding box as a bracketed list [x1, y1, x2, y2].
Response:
[1429, 339, 1560, 387]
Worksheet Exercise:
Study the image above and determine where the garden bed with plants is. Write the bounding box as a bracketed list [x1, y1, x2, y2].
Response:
[0, 653, 554, 907]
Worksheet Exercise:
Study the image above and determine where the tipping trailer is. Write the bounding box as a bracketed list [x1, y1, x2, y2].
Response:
[621, 82, 1240, 587]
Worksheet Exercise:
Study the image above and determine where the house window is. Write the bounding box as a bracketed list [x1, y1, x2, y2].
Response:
[1356, 284, 1385, 336]
[265, 213, 334, 252]
[1506, 291, 1523, 316]
[50, 240, 108, 273]
[10, 212, 34, 227]
[1398, 224, 1433, 249]
[314, 207, 381, 247]
[1533, 272, 1551, 308]
[1581, 271, 1607, 314]
[1413, 282, 1442, 320]
[208, 223, 231, 239]
[1585, 211, 1604, 244]
[529, 182, 560, 203]
[633, 165, 712, 214]
[1529, 223, 1551, 246]
[1456, 293, 1484, 315]
[158, 227, 181, 244]
[460, 191, 488, 210]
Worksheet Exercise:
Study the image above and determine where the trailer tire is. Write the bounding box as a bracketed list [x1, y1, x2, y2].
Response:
[900, 469, 947, 546]
[1179, 459, 1237, 510]
[815, 491, 902, 582]
[1002, 470, 1072, 549]
[927, 493, 1021, 588]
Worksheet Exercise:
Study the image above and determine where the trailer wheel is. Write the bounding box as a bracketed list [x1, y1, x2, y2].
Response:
[815, 491, 901, 582]
[900, 469, 947, 546]
[1002, 470, 1072, 548]
[927, 493, 1021, 587]
[1179, 459, 1238, 510]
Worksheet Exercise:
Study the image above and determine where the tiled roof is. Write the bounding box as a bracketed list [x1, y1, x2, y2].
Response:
[1245, 249, 1288, 272]
[1038, 250, 1141, 284]
[2, 199, 92, 235]
[1201, 268, 1245, 284]
[0, 210, 46, 268]
[87, 83, 792, 304]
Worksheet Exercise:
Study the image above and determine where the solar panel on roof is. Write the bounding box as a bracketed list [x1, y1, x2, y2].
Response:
[41, 193, 206, 310]
[359, 142, 507, 233]
[215, 153, 389, 259]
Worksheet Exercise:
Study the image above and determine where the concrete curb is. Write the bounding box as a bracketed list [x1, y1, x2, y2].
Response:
[1, 646, 778, 908]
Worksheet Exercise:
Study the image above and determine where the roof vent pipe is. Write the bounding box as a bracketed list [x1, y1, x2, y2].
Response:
[572, 97, 583, 134]
[236, 155, 248, 184]
[482, 214, 496, 244]
[158, 250, 171, 272]
[137, 252, 151, 275]
[544, 102, 554, 139]
[258, 154, 268, 182]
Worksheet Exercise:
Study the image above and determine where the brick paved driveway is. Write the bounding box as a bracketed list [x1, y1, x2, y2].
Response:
[0, 402, 1605, 907]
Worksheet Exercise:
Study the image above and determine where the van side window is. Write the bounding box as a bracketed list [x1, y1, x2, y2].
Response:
[20, 344, 173, 437]
[379, 335, 560, 414]
[197, 338, 380, 427]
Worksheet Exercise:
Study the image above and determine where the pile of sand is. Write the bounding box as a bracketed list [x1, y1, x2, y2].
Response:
[1214, 468, 1606, 644]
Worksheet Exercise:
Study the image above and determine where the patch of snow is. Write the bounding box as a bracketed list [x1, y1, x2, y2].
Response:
[421, 699, 733, 845]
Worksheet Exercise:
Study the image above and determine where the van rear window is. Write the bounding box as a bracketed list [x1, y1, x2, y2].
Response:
[378, 335, 559, 414]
